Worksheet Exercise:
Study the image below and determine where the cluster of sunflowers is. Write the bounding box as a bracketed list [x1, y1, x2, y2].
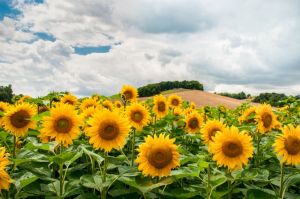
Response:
[0, 85, 299, 198]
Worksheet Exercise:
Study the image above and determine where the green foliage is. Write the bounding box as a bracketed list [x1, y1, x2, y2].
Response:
[252, 92, 295, 107]
[138, 80, 204, 97]
[217, 91, 249, 99]
[0, 84, 13, 103]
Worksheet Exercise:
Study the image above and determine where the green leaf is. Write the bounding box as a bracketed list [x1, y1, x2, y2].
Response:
[49, 151, 77, 165]
[246, 189, 277, 199]
[15, 172, 39, 192]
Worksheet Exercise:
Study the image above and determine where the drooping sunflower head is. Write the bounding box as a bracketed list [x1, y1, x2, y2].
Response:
[153, 95, 169, 119]
[201, 120, 226, 145]
[256, 104, 280, 134]
[0, 147, 12, 190]
[86, 110, 130, 152]
[136, 134, 180, 177]
[3, 103, 36, 137]
[38, 105, 49, 114]
[79, 98, 99, 112]
[239, 106, 256, 124]
[274, 125, 300, 165]
[209, 126, 254, 171]
[60, 94, 78, 106]
[190, 102, 196, 109]
[114, 100, 123, 109]
[18, 95, 31, 103]
[185, 111, 203, 134]
[40, 103, 82, 147]
[168, 94, 183, 108]
[126, 103, 150, 131]
[120, 85, 138, 102]
[102, 100, 113, 111]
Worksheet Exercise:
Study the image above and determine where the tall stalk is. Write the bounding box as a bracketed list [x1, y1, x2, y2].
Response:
[131, 128, 136, 167]
[279, 163, 285, 199]
[101, 152, 108, 199]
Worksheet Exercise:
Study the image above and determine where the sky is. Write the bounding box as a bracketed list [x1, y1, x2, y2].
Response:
[0, 0, 299, 97]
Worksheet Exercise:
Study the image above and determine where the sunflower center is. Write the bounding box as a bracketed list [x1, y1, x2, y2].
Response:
[10, 110, 30, 128]
[262, 113, 272, 128]
[148, 146, 172, 169]
[188, 118, 199, 129]
[209, 128, 220, 141]
[284, 136, 300, 155]
[65, 100, 74, 105]
[124, 91, 133, 100]
[131, 111, 143, 123]
[0, 108, 4, 112]
[157, 102, 166, 112]
[100, 123, 119, 140]
[172, 99, 179, 106]
[222, 140, 243, 158]
[55, 117, 73, 133]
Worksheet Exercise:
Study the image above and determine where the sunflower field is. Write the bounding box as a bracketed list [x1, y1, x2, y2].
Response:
[0, 85, 299, 199]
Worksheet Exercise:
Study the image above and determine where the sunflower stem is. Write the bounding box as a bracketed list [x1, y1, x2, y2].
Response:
[256, 134, 262, 167]
[13, 135, 16, 159]
[131, 128, 136, 167]
[207, 163, 211, 198]
[59, 143, 64, 198]
[279, 163, 285, 199]
[153, 116, 157, 136]
[226, 170, 232, 199]
[101, 152, 108, 199]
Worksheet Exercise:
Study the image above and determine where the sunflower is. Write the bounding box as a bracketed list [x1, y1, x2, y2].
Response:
[102, 100, 113, 111]
[120, 85, 138, 102]
[40, 103, 82, 147]
[81, 107, 97, 120]
[153, 95, 169, 119]
[3, 103, 36, 137]
[0, 147, 12, 190]
[209, 126, 254, 170]
[114, 100, 123, 109]
[38, 105, 49, 114]
[190, 102, 196, 109]
[60, 93, 78, 106]
[168, 94, 183, 108]
[239, 106, 256, 124]
[136, 134, 180, 177]
[173, 107, 182, 117]
[185, 111, 203, 134]
[80, 98, 99, 111]
[274, 125, 300, 165]
[86, 110, 130, 152]
[18, 95, 31, 103]
[256, 104, 280, 134]
[127, 103, 150, 131]
[202, 120, 226, 145]
[0, 102, 9, 126]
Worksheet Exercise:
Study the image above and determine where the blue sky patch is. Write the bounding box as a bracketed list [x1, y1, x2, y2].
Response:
[74, 45, 111, 55]
[34, 32, 56, 42]
[0, 0, 21, 20]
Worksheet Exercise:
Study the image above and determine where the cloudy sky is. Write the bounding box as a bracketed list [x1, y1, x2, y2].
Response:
[0, 0, 299, 97]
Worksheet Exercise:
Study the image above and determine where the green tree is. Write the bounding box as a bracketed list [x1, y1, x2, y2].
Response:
[0, 84, 13, 103]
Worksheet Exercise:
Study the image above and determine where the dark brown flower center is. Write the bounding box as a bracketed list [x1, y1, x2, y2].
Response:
[124, 91, 133, 100]
[116, 103, 121, 108]
[10, 110, 30, 128]
[54, 117, 73, 133]
[222, 140, 243, 158]
[157, 102, 166, 112]
[171, 99, 179, 106]
[262, 113, 272, 128]
[284, 136, 300, 155]
[64, 100, 75, 105]
[0, 108, 4, 112]
[131, 111, 143, 123]
[188, 118, 199, 129]
[209, 128, 220, 141]
[99, 123, 119, 140]
[148, 146, 172, 169]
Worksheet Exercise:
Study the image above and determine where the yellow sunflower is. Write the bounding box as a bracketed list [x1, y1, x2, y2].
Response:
[102, 100, 113, 111]
[18, 95, 31, 103]
[86, 110, 130, 152]
[173, 107, 182, 117]
[190, 102, 196, 109]
[60, 93, 78, 106]
[168, 94, 183, 108]
[79, 98, 99, 111]
[0, 102, 9, 126]
[126, 103, 150, 131]
[256, 104, 280, 134]
[239, 106, 256, 124]
[120, 85, 138, 102]
[209, 126, 254, 170]
[201, 120, 226, 145]
[153, 95, 169, 119]
[185, 111, 203, 134]
[114, 100, 123, 109]
[3, 103, 36, 137]
[0, 147, 12, 190]
[136, 134, 180, 177]
[40, 103, 82, 147]
[81, 107, 97, 120]
[274, 125, 300, 165]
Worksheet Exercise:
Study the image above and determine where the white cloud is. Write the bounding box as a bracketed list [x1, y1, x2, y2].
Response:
[0, 0, 299, 97]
